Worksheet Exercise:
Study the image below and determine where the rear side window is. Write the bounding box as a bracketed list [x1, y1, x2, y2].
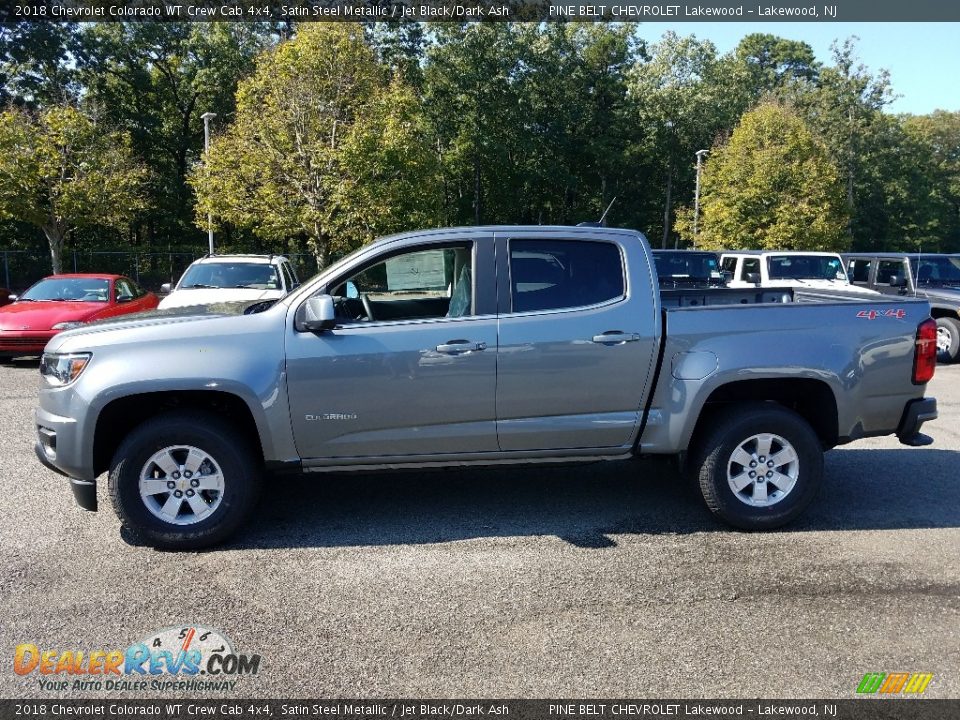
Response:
[509, 239, 624, 313]
[721, 257, 738, 273]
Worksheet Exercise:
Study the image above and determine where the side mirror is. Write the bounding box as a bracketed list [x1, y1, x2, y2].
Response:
[744, 272, 761, 284]
[300, 294, 336, 332]
[116, 294, 134, 303]
[887, 275, 906, 288]
[721, 271, 733, 284]
[8, 294, 17, 301]
[160, 283, 172, 294]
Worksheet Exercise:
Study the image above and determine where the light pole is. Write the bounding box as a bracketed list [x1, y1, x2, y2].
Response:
[693, 149, 709, 248]
[201, 112, 217, 255]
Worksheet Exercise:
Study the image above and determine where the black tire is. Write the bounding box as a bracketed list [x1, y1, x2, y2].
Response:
[108, 410, 261, 550]
[688, 403, 823, 531]
[935, 316, 960, 363]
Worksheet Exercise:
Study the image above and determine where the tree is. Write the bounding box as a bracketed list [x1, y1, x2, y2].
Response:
[0, 23, 78, 108]
[0, 105, 147, 273]
[190, 24, 438, 269]
[732, 33, 818, 98]
[629, 32, 740, 247]
[682, 102, 848, 252]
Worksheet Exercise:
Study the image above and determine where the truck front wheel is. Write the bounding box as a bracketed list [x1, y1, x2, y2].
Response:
[108, 411, 261, 550]
[690, 403, 823, 530]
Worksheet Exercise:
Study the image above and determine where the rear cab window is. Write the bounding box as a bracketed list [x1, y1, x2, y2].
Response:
[508, 239, 625, 313]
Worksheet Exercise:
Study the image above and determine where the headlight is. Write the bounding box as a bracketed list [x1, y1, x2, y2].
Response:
[52, 321, 86, 330]
[40, 352, 92, 387]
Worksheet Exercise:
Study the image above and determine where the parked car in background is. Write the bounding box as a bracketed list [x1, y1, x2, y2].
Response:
[720, 251, 878, 295]
[159, 254, 299, 310]
[652, 250, 727, 288]
[0, 288, 14, 307]
[844, 252, 960, 363]
[0, 274, 158, 359]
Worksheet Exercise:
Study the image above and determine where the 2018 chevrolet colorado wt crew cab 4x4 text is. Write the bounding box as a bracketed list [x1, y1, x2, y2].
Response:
[34, 226, 939, 549]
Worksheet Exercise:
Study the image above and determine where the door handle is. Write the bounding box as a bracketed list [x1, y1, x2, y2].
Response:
[592, 332, 640, 344]
[436, 340, 486, 354]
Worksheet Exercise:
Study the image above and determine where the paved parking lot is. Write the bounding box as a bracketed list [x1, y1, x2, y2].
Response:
[1, 359, 958, 699]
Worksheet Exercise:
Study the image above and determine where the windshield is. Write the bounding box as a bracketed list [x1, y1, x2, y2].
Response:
[767, 255, 847, 281]
[179, 262, 279, 290]
[653, 252, 721, 280]
[911, 256, 960, 285]
[20, 278, 110, 302]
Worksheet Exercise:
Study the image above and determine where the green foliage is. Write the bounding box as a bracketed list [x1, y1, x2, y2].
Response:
[3, 22, 960, 269]
[190, 24, 439, 268]
[686, 102, 848, 252]
[0, 105, 147, 272]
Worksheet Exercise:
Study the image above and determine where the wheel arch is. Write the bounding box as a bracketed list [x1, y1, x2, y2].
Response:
[692, 378, 840, 451]
[93, 390, 266, 478]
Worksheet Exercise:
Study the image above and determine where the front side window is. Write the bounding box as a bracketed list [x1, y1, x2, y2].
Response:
[740, 258, 761, 280]
[721, 257, 738, 273]
[509, 239, 624, 313]
[876, 260, 907, 285]
[115, 278, 136, 300]
[330, 244, 474, 322]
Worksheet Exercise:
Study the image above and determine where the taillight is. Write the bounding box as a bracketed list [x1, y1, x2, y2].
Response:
[913, 318, 937, 385]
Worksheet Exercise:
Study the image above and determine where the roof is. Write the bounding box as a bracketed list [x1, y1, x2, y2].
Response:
[191, 254, 288, 265]
[843, 252, 960, 259]
[719, 250, 844, 257]
[377, 225, 646, 243]
[47, 273, 125, 280]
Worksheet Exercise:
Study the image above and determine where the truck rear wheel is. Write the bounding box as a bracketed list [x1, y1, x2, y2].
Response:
[689, 403, 823, 530]
[108, 411, 261, 550]
[935, 316, 960, 363]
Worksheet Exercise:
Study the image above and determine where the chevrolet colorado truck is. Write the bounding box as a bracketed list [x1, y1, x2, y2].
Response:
[34, 226, 939, 549]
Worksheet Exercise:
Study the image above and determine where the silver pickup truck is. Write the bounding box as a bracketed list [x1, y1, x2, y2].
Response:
[34, 226, 939, 549]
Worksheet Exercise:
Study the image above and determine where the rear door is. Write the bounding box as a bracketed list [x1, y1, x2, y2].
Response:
[494, 231, 660, 451]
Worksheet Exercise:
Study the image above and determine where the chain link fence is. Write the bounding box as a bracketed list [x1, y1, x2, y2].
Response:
[0, 249, 319, 294]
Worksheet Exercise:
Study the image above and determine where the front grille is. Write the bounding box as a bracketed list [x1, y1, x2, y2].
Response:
[0, 337, 47, 347]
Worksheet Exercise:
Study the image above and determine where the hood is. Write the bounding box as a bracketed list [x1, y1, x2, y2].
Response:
[770, 279, 880, 295]
[0, 301, 107, 331]
[921, 285, 960, 301]
[158, 288, 281, 310]
[47, 299, 279, 352]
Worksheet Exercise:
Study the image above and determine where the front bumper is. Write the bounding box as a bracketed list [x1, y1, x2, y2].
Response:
[0, 331, 56, 356]
[897, 397, 938, 446]
[34, 440, 97, 511]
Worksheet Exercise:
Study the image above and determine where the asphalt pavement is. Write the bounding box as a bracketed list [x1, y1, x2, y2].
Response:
[1, 359, 958, 699]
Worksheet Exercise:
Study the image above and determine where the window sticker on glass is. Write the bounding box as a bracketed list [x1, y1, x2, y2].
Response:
[386, 250, 447, 292]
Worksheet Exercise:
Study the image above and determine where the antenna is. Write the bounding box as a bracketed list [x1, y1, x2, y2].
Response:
[598, 196, 618, 227]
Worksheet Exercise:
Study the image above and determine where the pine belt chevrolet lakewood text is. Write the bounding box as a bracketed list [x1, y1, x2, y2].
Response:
[34, 227, 939, 550]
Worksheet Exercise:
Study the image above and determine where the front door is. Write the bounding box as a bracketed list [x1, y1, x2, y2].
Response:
[286, 239, 499, 461]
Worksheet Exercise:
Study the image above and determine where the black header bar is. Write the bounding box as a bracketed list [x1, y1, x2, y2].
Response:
[3, 0, 960, 23]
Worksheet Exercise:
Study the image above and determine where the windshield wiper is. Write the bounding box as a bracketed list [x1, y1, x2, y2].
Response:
[233, 284, 261, 289]
[183, 283, 217, 289]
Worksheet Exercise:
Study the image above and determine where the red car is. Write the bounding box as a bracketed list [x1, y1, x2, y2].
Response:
[0, 274, 159, 358]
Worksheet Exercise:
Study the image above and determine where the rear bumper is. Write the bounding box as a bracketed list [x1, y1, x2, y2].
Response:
[897, 397, 938, 445]
[34, 440, 98, 511]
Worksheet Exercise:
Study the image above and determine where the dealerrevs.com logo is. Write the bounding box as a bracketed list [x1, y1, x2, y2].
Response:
[14, 626, 261, 693]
